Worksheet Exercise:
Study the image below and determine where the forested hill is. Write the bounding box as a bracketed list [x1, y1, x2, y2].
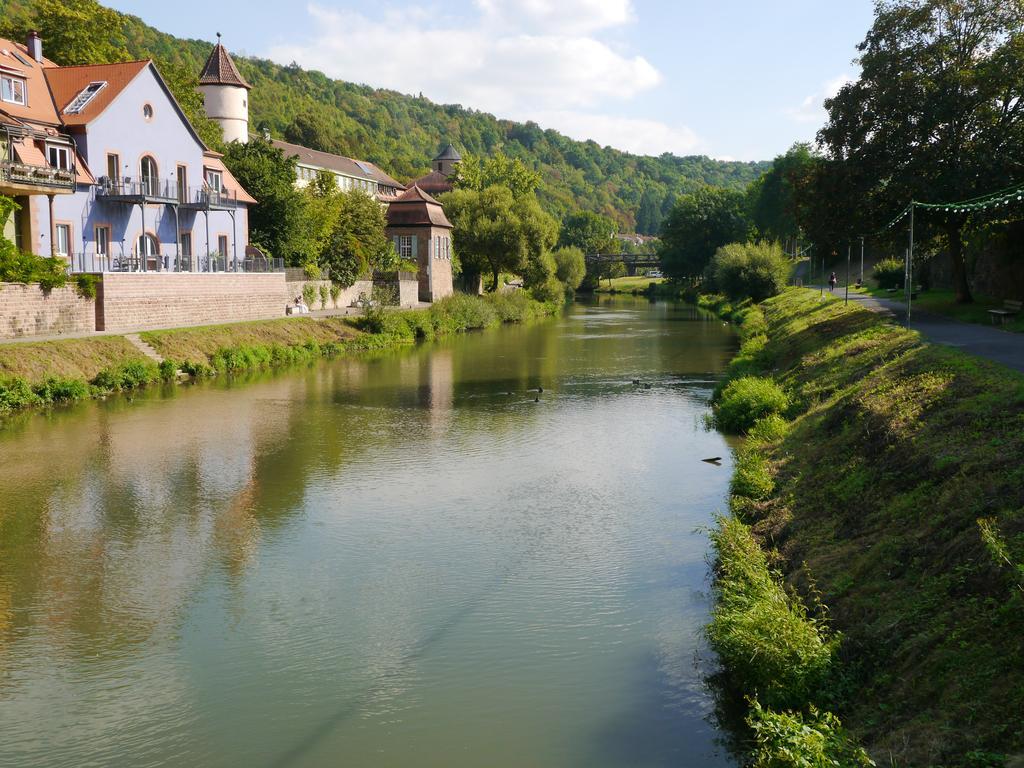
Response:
[0, 0, 769, 233]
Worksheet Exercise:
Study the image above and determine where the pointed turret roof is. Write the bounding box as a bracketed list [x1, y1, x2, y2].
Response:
[434, 143, 461, 162]
[199, 34, 251, 89]
[386, 184, 453, 229]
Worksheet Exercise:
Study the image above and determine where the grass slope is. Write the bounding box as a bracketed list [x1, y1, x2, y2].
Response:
[0, 336, 150, 383]
[734, 289, 1024, 767]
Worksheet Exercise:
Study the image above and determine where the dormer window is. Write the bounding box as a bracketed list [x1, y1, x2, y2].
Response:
[1, 73, 26, 105]
[63, 81, 106, 114]
[47, 144, 70, 170]
[204, 169, 223, 192]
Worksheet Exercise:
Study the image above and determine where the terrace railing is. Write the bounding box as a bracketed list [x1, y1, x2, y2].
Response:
[0, 160, 76, 190]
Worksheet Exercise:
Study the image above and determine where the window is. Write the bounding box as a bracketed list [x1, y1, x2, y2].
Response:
[180, 232, 192, 257]
[63, 81, 106, 114]
[106, 153, 120, 183]
[1, 74, 26, 105]
[94, 225, 110, 257]
[143, 103, 153, 120]
[140, 156, 158, 195]
[218, 235, 228, 258]
[47, 144, 70, 170]
[55, 224, 70, 257]
[205, 169, 223, 192]
[137, 233, 158, 270]
[399, 235, 413, 260]
[176, 165, 188, 203]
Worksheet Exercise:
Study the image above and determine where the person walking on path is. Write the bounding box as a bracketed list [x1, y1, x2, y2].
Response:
[829, 272, 838, 292]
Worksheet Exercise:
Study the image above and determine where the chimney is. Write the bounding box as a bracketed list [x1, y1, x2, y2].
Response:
[26, 30, 42, 63]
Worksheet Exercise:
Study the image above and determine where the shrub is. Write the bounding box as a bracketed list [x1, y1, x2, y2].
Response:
[429, 293, 499, 333]
[329, 282, 341, 307]
[302, 283, 318, 308]
[92, 361, 159, 391]
[485, 290, 547, 323]
[158, 359, 178, 381]
[180, 360, 214, 377]
[0, 377, 42, 412]
[747, 700, 875, 768]
[708, 515, 839, 710]
[715, 376, 789, 434]
[748, 414, 790, 444]
[873, 258, 904, 289]
[709, 242, 791, 302]
[303, 262, 322, 280]
[74, 274, 99, 299]
[530, 276, 565, 304]
[33, 376, 88, 403]
[552, 245, 586, 290]
[318, 284, 329, 309]
[731, 448, 775, 500]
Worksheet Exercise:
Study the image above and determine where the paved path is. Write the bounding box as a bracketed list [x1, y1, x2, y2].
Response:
[808, 286, 1024, 373]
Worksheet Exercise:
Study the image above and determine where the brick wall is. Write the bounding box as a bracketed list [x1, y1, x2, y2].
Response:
[0, 283, 96, 339]
[97, 273, 289, 332]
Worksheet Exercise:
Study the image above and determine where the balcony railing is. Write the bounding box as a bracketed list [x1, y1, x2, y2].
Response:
[67, 251, 284, 274]
[94, 178, 241, 208]
[0, 160, 76, 190]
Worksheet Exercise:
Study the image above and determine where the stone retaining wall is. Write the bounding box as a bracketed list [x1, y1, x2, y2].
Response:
[97, 273, 288, 332]
[0, 283, 96, 339]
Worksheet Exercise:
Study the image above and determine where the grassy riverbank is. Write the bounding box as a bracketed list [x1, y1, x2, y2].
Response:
[0, 293, 559, 420]
[708, 289, 1024, 767]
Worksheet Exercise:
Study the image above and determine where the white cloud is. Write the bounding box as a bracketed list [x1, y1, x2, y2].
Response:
[786, 73, 856, 125]
[267, 1, 691, 156]
[531, 110, 701, 156]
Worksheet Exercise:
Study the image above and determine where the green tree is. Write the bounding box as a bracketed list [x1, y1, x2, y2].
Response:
[284, 110, 349, 156]
[0, 0, 127, 66]
[659, 186, 753, 281]
[747, 143, 817, 245]
[819, 0, 1024, 303]
[709, 241, 792, 302]
[558, 210, 617, 254]
[442, 185, 558, 291]
[153, 57, 224, 152]
[322, 189, 394, 287]
[222, 136, 310, 265]
[304, 169, 344, 267]
[451, 153, 542, 199]
[552, 245, 586, 290]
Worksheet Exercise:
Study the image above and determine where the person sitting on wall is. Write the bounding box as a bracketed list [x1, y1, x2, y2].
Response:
[294, 295, 310, 315]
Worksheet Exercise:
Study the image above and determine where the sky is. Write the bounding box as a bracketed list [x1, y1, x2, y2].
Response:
[103, 0, 876, 162]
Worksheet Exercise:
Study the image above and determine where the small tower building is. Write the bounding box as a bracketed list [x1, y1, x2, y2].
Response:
[432, 143, 462, 175]
[409, 142, 462, 196]
[386, 185, 454, 303]
[198, 33, 251, 144]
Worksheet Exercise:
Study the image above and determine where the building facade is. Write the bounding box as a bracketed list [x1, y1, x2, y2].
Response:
[2, 33, 254, 272]
[385, 185, 454, 303]
[270, 139, 405, 200]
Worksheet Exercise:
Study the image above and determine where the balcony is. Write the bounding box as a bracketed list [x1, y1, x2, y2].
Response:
[67, 251, 284, 274]
[1, 126, 78, 194]
[0, 160, 76, 191]
[95, 179, 241, 209]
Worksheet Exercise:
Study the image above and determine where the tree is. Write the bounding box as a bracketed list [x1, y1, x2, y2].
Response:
[552, 246, 586, 290]
[153, 57, 224, 152]
[558, 210, 617, 254]
[304, 170, 344, 266]
[222, 136, 310, 265]
[0, 0, 128, 66]
[322, 189, 394, 287]
[658, 186, 753, 281]
[819, 0, 1024, 303]
[284, 110, 349, 156]
[442, 185, 558, 291]
[451, 153, 542, 199]
[709, 241, 791, 302]
[747, 143, 817, 245]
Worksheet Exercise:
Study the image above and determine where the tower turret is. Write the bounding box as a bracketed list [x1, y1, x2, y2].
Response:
[432, 143, 461, 176]
[198, 33, 251, 144]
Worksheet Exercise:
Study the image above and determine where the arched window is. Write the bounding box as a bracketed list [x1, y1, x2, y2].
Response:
[137, 233, 159, 271]
[140, 155, 158, 196]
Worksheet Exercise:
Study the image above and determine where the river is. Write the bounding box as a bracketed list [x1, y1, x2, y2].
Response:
[0, 296, 738, 768]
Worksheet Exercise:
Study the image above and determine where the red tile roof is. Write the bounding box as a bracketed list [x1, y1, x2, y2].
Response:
[271, 139, 405, 190]
[408, 169, 453, 195]
[43, 60, 149, 126]
[199, 41, 251, 90]
[0, 37, 61, 126]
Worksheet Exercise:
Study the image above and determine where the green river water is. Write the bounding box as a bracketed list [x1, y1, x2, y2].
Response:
[0, 296, 739, 767]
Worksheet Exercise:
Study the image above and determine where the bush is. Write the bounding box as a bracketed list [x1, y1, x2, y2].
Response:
[708, 515, 839, 710]
[715, 376, 789, 434]
[552, 245, 586, 290]
[747, 700, 875, 768]
[33, 376, 88, 403]
[530, 276, 565, 304]
[302, 283, 318, 308]
[429, 293, 499, 333]
[709, 242, 790, 302]
[303, 262, 322, 280]
[74, 274, 100, 299]
[158, 359, 178, 381]
[92, 361, 159, 391]
[0, 377, 42, 412]
[873, 258, 904, 289]
[329, 282, 341, 307]
[318, 284, 329, 309]
[485, 290, 548, 323]
[748, 414, 790, 444]
[731, 448, 775, 500]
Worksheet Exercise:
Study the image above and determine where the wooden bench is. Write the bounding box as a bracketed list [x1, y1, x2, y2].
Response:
[988, 299, 1022, 325]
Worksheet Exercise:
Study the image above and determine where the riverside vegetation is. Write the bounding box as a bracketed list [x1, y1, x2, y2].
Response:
[0, 293, 559, 422]
[705, 288, 1024, 767]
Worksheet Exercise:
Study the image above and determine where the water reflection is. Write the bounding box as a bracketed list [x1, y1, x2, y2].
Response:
[0, 297, 738, 768]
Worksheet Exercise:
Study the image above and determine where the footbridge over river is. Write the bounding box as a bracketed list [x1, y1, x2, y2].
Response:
[585, 253, 661, 276]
